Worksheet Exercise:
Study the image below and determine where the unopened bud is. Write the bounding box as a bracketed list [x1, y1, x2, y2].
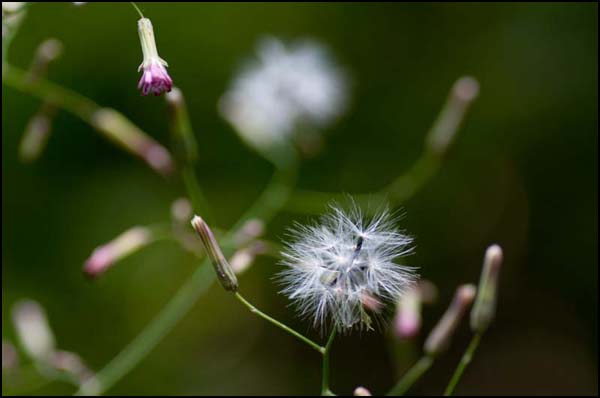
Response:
[27, 38, 64, 83]
[424, 284, 477, 356]
[360, 292, 383, 313]
[166, 87, 198, 163]
[83, 226, 152, 278]
[50, 350, 94, 383]
[233, 218, 265, 246]
[426, 76, 479, 155]
[191, 215, 238, 291]
[2, 341, 18, 370]
[171, 197, 193, 224]
[12, 300, 56, 361]
[230, 241, 267, 275]
[394, 286, 421, 338]
[19, 104, 56, 163]
[394, 280, 437, 339]
[470, 244, 503, 332]
[91, 108, 174, 176]
[353, 386, 372, 396]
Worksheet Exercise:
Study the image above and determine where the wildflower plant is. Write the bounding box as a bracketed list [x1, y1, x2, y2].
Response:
[1, 3, 504, 396]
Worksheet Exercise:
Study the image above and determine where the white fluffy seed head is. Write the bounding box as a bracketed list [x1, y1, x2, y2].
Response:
[220, 36, 348, 151]
[278, 204, 417, 332]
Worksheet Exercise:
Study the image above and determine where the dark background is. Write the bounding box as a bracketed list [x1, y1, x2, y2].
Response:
[2, 2, 598, 395]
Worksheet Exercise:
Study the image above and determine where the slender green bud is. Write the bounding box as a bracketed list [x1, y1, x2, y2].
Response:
[424, 284, 476, 356]
[426, 76, 479, 155]
[27, 38, 63, 83]
[12, 300, 56, 362]
[165, 87, 198, 163]
[470, 244, 503, 332]
[191, 215, 238, 291]
[19, 103, 56, 163]
[91, 108, 174, 176]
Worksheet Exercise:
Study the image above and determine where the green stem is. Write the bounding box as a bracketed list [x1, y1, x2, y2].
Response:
[76, 164, 297, 394]
[387, 356, 434, 396]
[3, 64, 98, 121]
[76, 263, 216, 395]
[321, 328, 337, 396]
[130, 2, 144, 18]
[182, 165, 214, 224]
[443, 332, 483, 396]
[234, 292, 323, 354]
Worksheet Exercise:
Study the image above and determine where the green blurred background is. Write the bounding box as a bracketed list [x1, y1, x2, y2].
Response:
[2, 2, 598, 395]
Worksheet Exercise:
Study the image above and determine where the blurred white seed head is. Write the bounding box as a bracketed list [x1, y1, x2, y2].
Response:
[12, 300, 56, 362]
[470, 244, 503, 332]
[219, 36, 348, 153]
[233, 218, 266, 246]
[279, 204, 417, 332]
[83, 226, 152, 278]
[424, 284, 476, 356]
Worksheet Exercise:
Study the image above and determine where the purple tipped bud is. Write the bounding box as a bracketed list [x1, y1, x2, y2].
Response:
[191, 215, 238, 292]
[426, 76, 480, 155]
[424, 284, 477, 356]
[394, 286, 421, 338]
[91, 108, 174, 175]
[353, 386, 372, 396]
[84, 227, 152, 278]
[471, 244, 503, 332]
[137, 18, 172, 96]
[394, 280, 437, 339]
[12, 300, 56, 361]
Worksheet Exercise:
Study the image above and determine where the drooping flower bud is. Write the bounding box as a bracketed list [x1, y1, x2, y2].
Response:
[83, 226, 152, 278]
[470, 244, 503, 332]
[191, 215, 238, 292]
[424, 284, 477, 356]
[426, 76, 480, 155]
[12, 300, 56, 362]
[91, 108, 174, 175]
[137, 18, 172, 96]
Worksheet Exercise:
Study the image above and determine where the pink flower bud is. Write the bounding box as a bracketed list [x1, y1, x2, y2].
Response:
[83, 227, 152, 278]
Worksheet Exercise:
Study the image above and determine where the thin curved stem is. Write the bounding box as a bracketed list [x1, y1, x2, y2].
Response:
[130, 2, 144, 18]
[234, 292, 324, 354]
[75, 163, 297, 395]
[77, 262, 215, 395]
[3, 64, 98, 120]
[443, 332, 483, 396]
[387, 355, 434, 396]
[321, 328, 337, 396]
